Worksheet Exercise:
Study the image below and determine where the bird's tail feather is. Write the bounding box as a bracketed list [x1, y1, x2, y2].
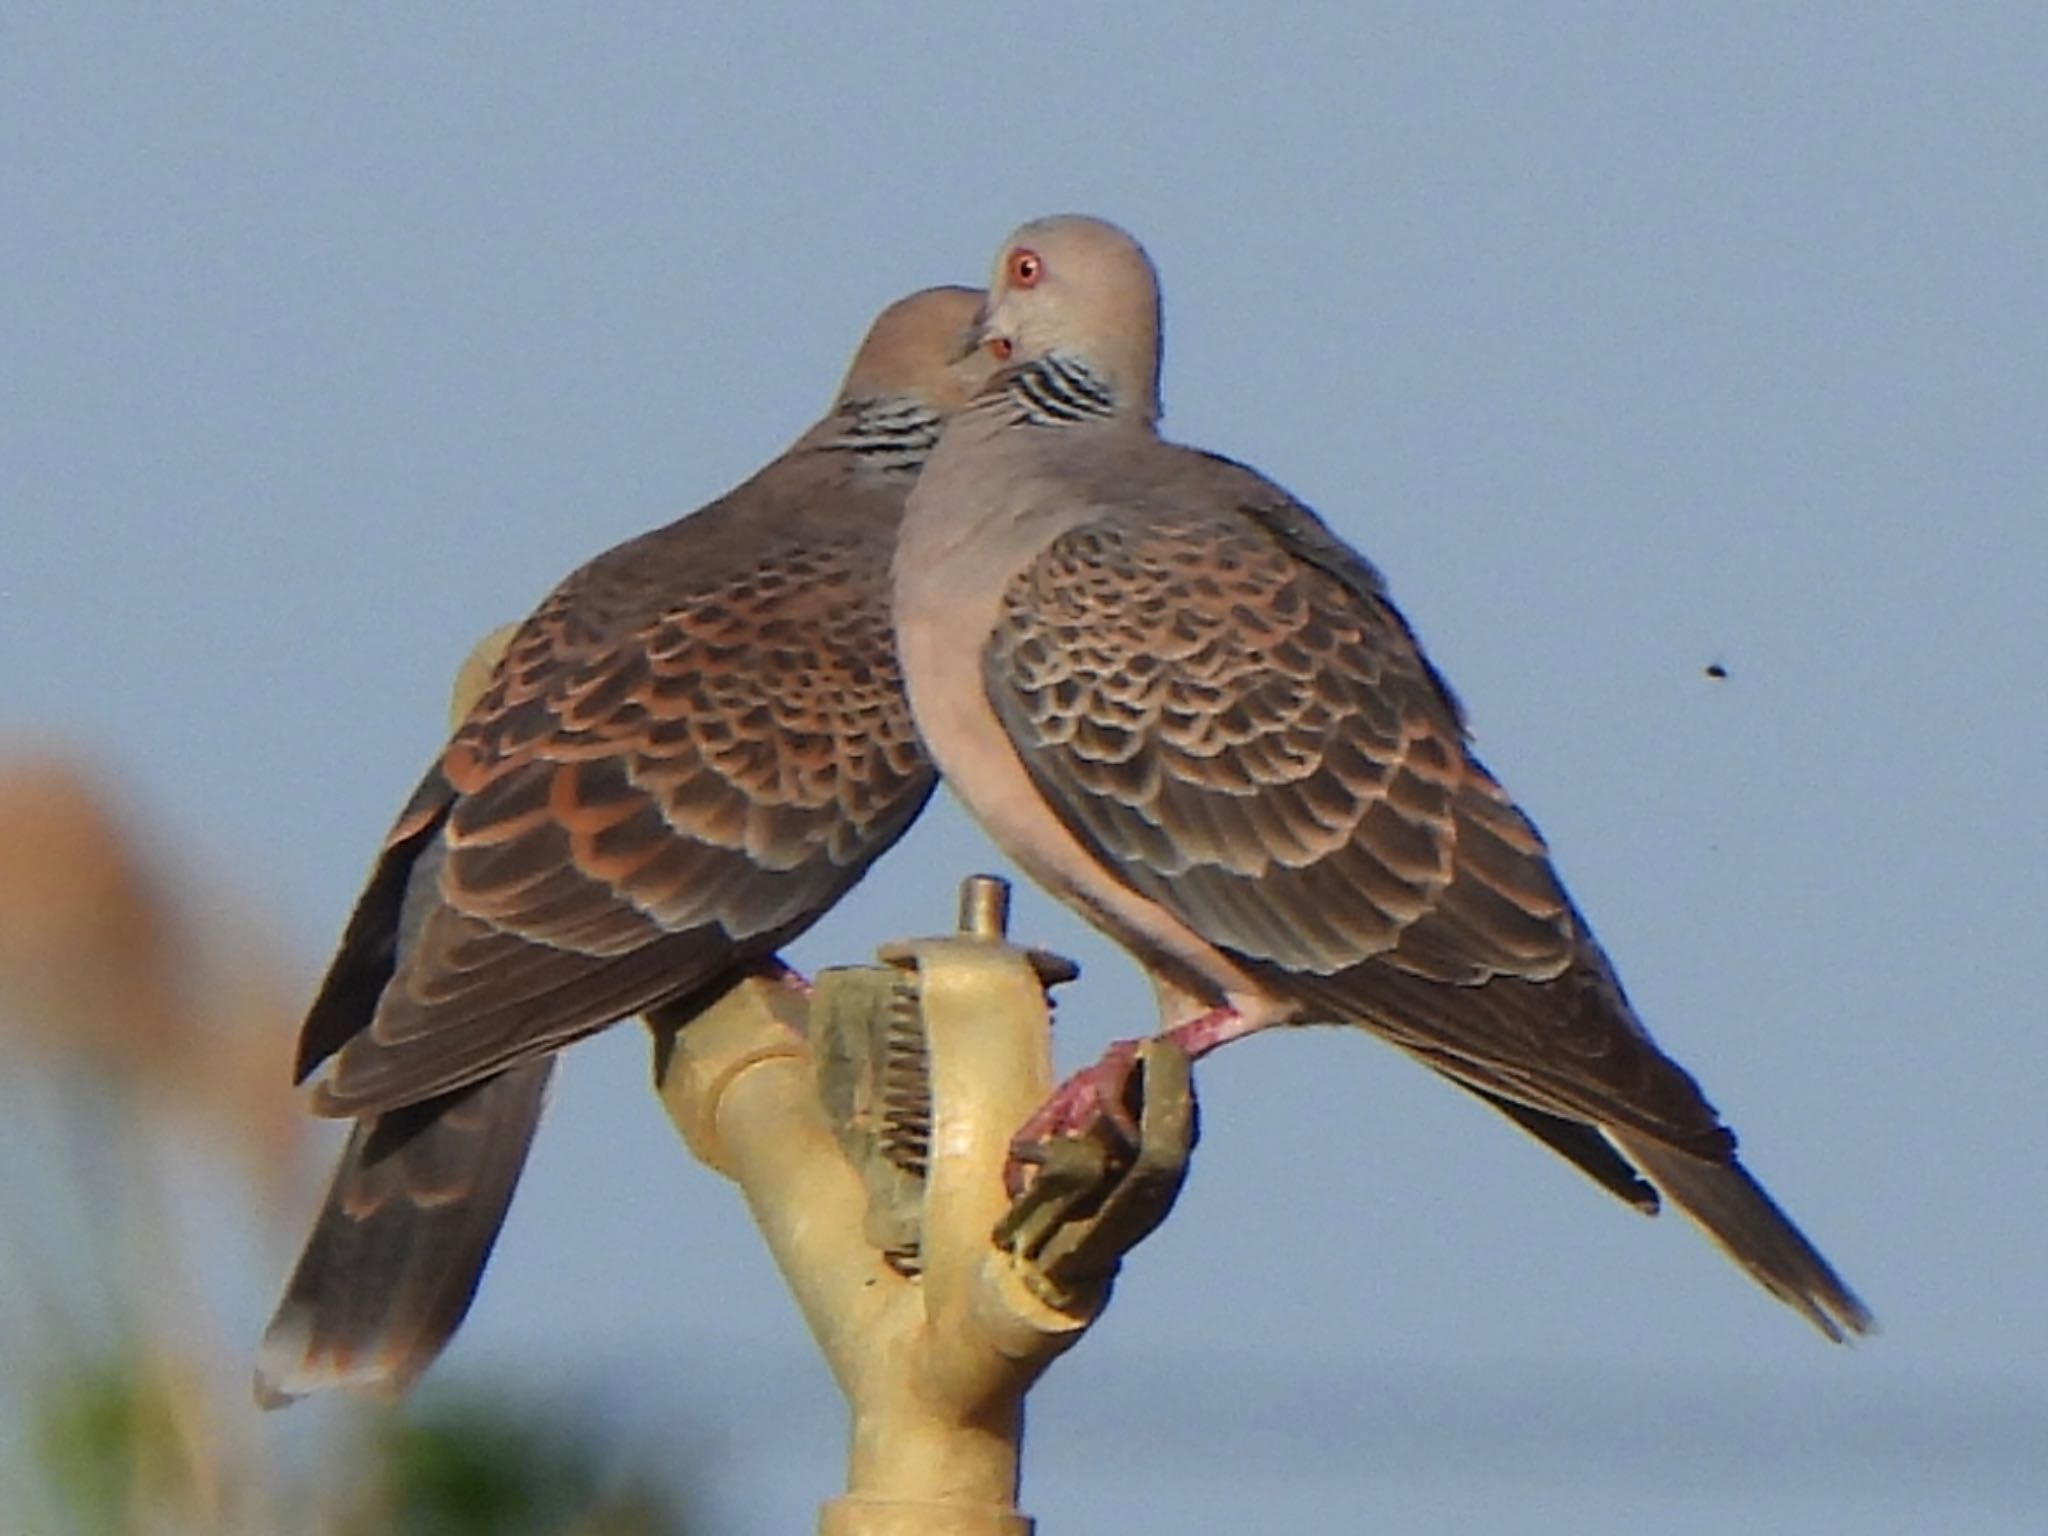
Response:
[254, 1058, 554, 1407]
[1605, 1128, 1873, 1343]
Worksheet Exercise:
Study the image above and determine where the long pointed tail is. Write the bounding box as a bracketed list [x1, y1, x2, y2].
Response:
[1606, 1128, 1873, 1342]
[255, 1059, 554, 1407]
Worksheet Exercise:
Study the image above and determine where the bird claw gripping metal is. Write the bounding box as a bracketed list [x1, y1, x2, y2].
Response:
[812, 876, 1197, 1310]
[992, 1038, 1197, 1311]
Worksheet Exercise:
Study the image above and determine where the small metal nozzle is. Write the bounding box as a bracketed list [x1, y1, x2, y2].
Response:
[957, 875, 1012, 940]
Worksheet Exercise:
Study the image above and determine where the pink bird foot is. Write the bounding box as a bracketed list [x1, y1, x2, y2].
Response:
[757, 956, 816, 999]
[1007, 1038, 1145, 1196]
[1004, 1008, 1245, 1195]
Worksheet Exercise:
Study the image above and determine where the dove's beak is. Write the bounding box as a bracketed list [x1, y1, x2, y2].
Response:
[968, 298, 1019, 365]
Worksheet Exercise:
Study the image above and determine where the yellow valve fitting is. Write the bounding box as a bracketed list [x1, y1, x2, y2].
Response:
[648, 877, 1087, 1535]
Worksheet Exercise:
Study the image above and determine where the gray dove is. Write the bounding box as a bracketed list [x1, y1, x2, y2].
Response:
[258, 286, 994, 1404]
[893, 216, 1870, 1341]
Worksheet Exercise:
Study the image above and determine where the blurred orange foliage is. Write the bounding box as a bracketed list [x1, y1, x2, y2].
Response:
[0, 747, 307, 1204]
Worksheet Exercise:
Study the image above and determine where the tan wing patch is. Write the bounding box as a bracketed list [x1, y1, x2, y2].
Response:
[988, 510, 1576, 980]
[315, 527, 934, 1115]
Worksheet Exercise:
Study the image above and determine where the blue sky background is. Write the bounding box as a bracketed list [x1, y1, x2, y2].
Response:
[4, 4, 2044, 1531]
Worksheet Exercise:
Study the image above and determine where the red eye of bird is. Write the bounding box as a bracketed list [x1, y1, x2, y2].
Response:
[1008, 249, 1043, 288]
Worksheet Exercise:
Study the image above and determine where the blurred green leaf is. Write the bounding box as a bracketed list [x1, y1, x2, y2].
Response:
[31, 1348, 203, 1533]
[352, 1395, 690, 1536]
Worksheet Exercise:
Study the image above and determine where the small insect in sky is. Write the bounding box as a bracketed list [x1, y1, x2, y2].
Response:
[1704, 661, 1729, 680]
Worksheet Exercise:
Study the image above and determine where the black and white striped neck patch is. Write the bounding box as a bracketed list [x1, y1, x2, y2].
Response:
[826, 398, 943, 472]
[1004, 355, 1117, 426]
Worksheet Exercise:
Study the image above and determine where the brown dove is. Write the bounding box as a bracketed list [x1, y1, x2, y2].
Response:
[893, 216, 1870, 1341]
[257, 285, 994, 1405]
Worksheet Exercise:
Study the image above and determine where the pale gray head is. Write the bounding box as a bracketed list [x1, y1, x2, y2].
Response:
[977, 215, 1163, 424]
[835, 285, 995, 414]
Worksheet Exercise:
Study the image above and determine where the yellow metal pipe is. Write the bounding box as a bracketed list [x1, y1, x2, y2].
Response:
[649, 927, 1092, 1534]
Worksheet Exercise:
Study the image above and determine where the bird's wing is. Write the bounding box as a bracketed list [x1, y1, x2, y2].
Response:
[981, 481, 1725, 1155]
[302, 524, 934, 1118]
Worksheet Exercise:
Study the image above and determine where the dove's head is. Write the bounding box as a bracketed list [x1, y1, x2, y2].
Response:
[836, 285, 997, 416]
[977, 215, 1163, 424]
